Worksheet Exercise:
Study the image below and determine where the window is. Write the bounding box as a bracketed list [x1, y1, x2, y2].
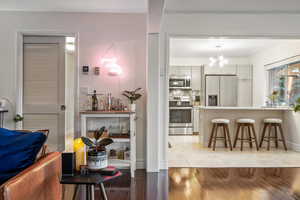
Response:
[268, 61, 300, 106]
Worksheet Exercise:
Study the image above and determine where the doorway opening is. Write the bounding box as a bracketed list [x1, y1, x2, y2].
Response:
[167, 37, 300, 168]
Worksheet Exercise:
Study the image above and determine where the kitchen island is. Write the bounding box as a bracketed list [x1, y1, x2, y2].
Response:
[197, 106, 292, 147]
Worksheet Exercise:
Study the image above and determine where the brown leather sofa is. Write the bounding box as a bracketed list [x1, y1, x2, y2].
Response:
[0, 152, 62, 200]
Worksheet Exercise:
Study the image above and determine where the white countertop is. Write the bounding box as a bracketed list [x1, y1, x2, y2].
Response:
[194, 106, 292, 111]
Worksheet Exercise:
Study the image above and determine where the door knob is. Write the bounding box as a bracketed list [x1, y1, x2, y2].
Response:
[60, 105, 66, 111]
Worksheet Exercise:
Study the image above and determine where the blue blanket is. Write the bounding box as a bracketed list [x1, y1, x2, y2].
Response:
[0, 128, 46, 184]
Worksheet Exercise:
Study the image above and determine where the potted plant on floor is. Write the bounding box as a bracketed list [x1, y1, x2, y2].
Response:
[81, 127, 113, 170]
[122, 88, 142, 112]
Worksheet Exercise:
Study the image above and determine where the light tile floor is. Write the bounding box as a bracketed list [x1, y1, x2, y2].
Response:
[168, 135, 300, 168]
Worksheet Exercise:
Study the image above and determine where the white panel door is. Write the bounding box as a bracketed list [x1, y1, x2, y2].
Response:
[23, 36, 65, 152]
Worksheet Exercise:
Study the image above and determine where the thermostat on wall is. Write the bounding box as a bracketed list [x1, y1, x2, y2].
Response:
[82, 66, 89, 74]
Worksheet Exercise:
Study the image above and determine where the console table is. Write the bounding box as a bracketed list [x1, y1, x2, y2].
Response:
[0, 110, 8, 128]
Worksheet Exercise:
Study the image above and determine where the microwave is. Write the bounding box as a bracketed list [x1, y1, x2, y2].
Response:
[169, 77, 191, 88]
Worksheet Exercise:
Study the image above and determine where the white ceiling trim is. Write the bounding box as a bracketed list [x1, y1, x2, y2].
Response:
[170, 38, 300, 58]
[164, 10, 300, 15]
[0, 8, 147, 13]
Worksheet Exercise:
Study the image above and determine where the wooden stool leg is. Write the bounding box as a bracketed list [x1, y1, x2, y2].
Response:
[222, 124, 228, 148]
[251, 124, 259, 151]
[225, 125, 233, 151]
[267, 124, 272, 151]
[278, 124, 288, 151]
[247, 125, 252, 148]
[208, 124, 216, 148]
[213, 125, 219, 151]
[233, 124, 241, 148]
[241, 126, 245, 151]
[274, 125, 279, 148]
[259, 123, 267, 148]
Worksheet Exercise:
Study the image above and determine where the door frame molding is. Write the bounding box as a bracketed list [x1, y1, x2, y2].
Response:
[163, 33, 300, 170]
[15, 31, 79, 142]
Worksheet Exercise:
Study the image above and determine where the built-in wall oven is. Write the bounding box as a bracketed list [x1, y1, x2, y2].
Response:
[169, 101, 193, 135]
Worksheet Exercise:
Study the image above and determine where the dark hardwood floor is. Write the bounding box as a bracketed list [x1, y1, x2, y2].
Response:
[73, 168, 300, 200]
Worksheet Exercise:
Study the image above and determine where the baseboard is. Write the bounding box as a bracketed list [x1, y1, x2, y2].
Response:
[136, 160, 168, 170]
[160, 160, 168, 170]
[136, 159, 145, 169]
[287, 141, 300, 152]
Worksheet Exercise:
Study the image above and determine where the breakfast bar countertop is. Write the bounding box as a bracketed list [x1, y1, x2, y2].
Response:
[194, 106, 292, 111]
[197, 105, 292, 146]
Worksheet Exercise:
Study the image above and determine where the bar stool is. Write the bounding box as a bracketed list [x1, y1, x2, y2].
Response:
[233, 119, 259, 151]
[259, 118, 287, 151]
[208, 119, 232, 151]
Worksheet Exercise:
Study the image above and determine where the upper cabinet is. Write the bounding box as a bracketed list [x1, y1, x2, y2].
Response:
[169, 66, 191, 77]
[191, 66, 202, 91]
[204, 64, 237, 75]
[170, 66, 202, 91]
[237, 65, 252, 80]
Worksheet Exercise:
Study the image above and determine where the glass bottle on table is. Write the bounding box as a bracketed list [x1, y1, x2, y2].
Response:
[91, 90, 98, 111]
[107, 93, 112, 111]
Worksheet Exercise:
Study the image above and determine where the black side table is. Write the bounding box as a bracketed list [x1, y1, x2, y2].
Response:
[0, 110, 8, 128]
[60, 169, 122, 200]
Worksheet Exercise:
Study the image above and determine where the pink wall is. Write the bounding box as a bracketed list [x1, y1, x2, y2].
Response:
[0, 11, 147, 167]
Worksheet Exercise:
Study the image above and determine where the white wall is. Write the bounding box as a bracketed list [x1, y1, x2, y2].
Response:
[251, 41, 300, 106]
[0, 11, 147, 167]
[250, 41, 300, 149]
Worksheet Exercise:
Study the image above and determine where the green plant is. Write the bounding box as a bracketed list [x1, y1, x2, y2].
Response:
[122, 88, 142, 104]
[294, 98, 300, 112]
[13, 114, 24, 123]
[268, 90, 279, 104]
[81, 126, 113, 152]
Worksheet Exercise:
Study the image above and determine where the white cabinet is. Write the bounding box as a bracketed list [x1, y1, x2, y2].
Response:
[191, 66, 201, 91]
[80, 111, 136, 177]
[238, 79, 252, 106]
[204, 65, 237, 75]
[237, 65, 252, 106]
[170, 66, 191, 77]
[237, 65, 252, 80]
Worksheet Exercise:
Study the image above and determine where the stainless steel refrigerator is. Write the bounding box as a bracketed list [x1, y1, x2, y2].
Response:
[205, 75, 238, 107]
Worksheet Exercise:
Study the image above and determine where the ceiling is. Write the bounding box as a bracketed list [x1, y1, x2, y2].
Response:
[170, 38, 300, 58]
[165, 0, 300, 13]
[0, 0, 147, 13]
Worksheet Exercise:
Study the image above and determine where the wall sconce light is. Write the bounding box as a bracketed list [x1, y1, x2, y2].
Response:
[101, 58, 117, 66]
[108, 63, 122, 76]
[101, 57, 122, 76]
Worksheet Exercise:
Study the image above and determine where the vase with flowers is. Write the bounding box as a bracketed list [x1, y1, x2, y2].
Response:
[268, 90, 279, 107]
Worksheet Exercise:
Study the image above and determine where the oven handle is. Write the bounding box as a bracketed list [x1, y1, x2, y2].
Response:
[169, 107, 193, 110]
